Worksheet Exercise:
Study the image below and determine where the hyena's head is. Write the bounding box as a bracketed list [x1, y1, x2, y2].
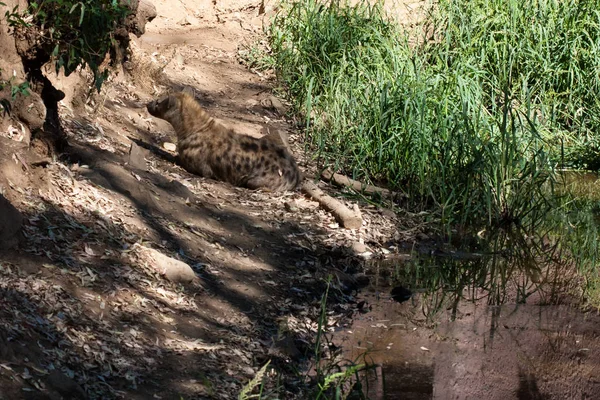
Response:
[146, 93, 181, 121]
[146, 87, 196, 122]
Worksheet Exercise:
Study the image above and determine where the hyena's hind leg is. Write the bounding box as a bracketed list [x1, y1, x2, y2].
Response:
[177, 153, 215, 179]
[245, 174, 275, 191]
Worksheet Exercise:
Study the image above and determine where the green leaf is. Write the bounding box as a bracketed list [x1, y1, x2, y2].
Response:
[78, 4, 85, 26]
[69, 2, 85, 26]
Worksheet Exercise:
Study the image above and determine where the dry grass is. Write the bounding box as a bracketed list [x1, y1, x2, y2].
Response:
[125, 41, 173, 94]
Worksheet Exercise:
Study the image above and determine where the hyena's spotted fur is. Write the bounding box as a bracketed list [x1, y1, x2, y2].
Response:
[147, 91, 302, 191]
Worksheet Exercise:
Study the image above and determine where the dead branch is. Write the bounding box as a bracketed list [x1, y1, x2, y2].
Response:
[301, 180, 363, 229]
[321, 168, 402, 199]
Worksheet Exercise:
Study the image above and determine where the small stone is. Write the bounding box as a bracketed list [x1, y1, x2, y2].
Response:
[186, 15, 200, 25]
[178, 15, 199, 26]
[163, 142, 177, 152]
[284, 201, 299, 212]
[261, 95, 286, 115]
[378, 207, 396, 219]
[351, 241, 367, 254]
[135, 245, 198, 283]
[390, 286, 412, 303]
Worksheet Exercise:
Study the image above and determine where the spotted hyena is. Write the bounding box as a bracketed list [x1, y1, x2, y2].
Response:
[146, 90, 302, 191]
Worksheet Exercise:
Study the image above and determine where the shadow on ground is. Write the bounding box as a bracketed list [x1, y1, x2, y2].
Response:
[0, 134, 367, 399]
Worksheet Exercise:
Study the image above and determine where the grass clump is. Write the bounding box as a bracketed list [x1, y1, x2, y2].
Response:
[267, 0, 600, 307]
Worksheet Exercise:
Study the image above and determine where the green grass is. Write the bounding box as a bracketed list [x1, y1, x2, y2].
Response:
[265, 0, 600, 307]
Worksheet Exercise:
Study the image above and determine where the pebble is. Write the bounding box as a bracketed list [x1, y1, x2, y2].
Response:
[163, 142, 177, 152]
[351, 241, 368, 254]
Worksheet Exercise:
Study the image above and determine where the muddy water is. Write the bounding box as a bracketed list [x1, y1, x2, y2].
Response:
[336, 255, 600, 399]
[335, 171, 600, 398]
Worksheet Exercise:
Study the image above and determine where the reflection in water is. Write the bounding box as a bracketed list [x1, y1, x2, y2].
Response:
[336, 209, 600, 399]
[337, 294, 435, 400]
[334, 171, 600, 398]
[338, 283, 600, 399]
[369, 226, 580, 321]
[390, 286, 412, 303]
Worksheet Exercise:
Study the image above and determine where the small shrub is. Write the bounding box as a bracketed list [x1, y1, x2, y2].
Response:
[2, 0, 131, 91]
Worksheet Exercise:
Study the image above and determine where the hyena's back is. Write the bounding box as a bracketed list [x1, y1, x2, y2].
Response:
[147, 92, 302, 191]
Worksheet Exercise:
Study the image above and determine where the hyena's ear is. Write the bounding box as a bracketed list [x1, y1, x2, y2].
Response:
[167, 94, 178, 108]
[181, 86, 195, 97]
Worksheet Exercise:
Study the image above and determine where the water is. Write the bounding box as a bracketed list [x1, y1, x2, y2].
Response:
[335, 250, 600, 399]
[331, 171, 600, 398]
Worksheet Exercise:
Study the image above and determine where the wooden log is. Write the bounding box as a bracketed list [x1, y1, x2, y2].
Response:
[321, 168, 400, 199]
[301, 180, 363, 229]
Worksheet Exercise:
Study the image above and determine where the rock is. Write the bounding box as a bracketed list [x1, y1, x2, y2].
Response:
[390, 286, 412, 303]
[261, 95, 287, 115]
[163, 142, 177, 152]
[260, 126, 290, 150]
[0, 194, 22, 250]
[136, 245, 198, 283]
[351, 241, 368, 254]
[377, 207, 397, 219]
[178, 15, 199, 26]
[284, 201, 299, 212]
[128, 142, 150, 170]
[12, 91, 46, 144]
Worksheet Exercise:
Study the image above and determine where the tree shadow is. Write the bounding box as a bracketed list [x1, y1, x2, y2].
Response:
[1, 137, 365, 399]
[517, 368, 548, 400]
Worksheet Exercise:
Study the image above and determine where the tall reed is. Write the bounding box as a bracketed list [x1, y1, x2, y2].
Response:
[268, 0, 600, 305]
[271, 0, 599, 224]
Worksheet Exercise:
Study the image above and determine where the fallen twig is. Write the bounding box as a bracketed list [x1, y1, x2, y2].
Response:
[321, 168, 404, 200]
[301, 180, 363, 229]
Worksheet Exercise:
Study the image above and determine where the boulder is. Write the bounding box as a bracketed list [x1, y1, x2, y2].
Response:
[135, 245, 199, 284]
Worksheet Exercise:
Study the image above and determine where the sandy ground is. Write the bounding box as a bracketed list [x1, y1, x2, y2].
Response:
[1, 0, 599, 399]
